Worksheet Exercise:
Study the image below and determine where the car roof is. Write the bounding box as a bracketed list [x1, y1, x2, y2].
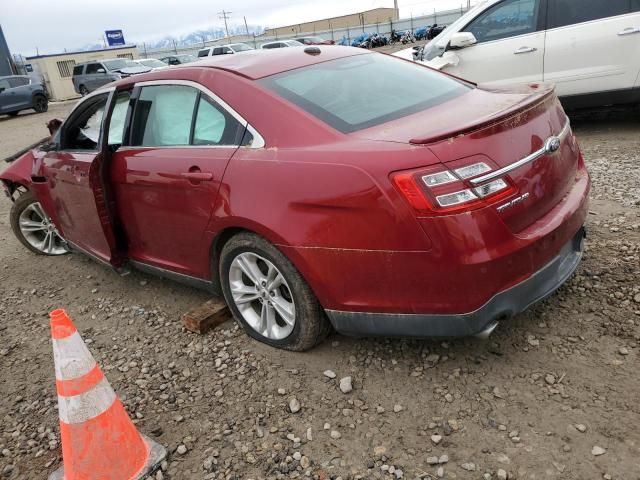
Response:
[188, 45, 369, 79]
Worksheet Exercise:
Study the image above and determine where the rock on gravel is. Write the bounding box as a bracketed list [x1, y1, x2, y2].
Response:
[339, 376, 353, 393]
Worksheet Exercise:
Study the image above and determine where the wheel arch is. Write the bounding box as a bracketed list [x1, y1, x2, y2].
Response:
[208, 223, 326, 306]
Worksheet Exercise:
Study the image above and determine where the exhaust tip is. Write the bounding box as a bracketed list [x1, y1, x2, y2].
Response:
[474, 321, 499, 340]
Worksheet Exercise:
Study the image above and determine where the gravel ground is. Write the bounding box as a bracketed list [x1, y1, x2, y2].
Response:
[1, 93, 639, 480]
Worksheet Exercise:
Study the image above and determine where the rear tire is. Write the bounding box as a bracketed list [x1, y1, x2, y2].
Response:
[219, 232, 330, 351]
[79, 85, 89, 96]
[33, 95, 48, 113]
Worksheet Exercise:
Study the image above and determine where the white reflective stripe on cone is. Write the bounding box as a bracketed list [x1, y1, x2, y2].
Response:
[58, 377, 117, 424]
[52, 331, 96, 381]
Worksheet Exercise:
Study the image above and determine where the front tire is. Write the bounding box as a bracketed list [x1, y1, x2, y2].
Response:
[10, 191, 68, 256]
[8, 111, 19, 117]
[219, 232, 330, 351]
[33, 95, 48, 113]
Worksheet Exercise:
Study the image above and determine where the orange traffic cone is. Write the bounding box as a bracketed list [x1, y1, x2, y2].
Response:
[48, 309, 166, 480]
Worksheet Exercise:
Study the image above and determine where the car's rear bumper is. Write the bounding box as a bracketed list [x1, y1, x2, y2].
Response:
[326, 227, 585, 338]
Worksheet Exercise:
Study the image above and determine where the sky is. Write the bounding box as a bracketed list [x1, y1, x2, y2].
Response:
[1, 0, 472, 56]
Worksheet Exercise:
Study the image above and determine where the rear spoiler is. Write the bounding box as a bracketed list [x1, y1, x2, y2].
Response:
[409, 84, 556, 145]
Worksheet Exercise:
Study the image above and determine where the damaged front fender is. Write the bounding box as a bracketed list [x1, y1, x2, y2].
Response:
[1, 149, 37, 200]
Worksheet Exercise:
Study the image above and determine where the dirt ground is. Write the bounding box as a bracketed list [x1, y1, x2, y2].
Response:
[1, 90, 639, 480]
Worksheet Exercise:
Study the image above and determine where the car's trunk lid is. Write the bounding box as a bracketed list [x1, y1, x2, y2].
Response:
[357, 83, 579, 233]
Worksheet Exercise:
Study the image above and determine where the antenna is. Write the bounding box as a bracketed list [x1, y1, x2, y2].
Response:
[218, 10, 232, 39]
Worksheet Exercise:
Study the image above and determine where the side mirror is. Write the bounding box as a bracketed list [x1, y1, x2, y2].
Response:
[449, 32, 477, 49]
[97, 68, 106, 73]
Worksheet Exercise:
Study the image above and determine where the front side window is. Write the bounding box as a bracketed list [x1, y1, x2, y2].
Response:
[548, 0, 629, 29]
[85, 63, 102, 74]
[8, 77, 29, 88]
[130, 84, 246, 147]
[62, 94, 109, 150]
[465, 0, 540, 43]
[259, 53, 470, 134]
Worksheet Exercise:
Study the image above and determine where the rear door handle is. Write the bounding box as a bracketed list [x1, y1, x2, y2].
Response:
[618, 27, 640, 36]
[514, 46, 537, 54]
[180, 172, 213, 181]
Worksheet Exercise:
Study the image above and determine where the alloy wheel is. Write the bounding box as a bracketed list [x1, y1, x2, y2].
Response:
[228, 252, 296, 340]
[18, 202, 67, 255]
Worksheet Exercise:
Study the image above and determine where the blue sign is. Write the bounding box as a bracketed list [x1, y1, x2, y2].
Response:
[105, 30, 126, 47]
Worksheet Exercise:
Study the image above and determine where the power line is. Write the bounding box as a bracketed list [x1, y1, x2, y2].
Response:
[218, 10, 232, 39]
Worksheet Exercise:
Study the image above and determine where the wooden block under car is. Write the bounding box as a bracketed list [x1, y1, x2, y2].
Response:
[182, 299, 232, 334]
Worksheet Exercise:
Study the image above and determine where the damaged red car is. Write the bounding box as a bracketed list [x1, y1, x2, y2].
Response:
[1, 46, 589, 351]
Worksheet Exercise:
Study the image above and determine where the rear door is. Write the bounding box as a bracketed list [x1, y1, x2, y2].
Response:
[32, 90, 121, 267]
[544, 0, 640, 97]
[109, 81, 248, 277]
[444, 0, 546, 85]
[0, 78, 16, 113]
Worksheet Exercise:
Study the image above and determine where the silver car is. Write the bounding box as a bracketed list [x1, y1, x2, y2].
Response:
[72, 58, 148, 95]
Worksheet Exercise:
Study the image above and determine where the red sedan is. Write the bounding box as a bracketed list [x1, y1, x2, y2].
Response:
[1, 46, 589, 351]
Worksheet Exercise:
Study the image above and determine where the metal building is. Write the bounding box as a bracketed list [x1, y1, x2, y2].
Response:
[0, 25, 15, 76]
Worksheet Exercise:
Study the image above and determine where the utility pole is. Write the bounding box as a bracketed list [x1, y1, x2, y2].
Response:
[218, 10, 232, 39]
[243, 16, 250, 39]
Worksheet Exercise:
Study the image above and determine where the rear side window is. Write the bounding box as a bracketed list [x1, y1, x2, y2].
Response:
[73, 65, 84, 76]
[213, 48, 223, 55]
[129, 84, 246, 147]
[0, 79, 11, 90]
[198, 49, 210, 57]
[465, 0, 541, 43]
[259, 53, 470, 134]
[548, 0, 630, 29]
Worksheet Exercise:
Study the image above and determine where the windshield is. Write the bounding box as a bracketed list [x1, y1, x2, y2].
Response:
[259, 53, 470, 133]
[140, 59, 166, 68]
[103, 59, 137, 71]
[230, 43, 253, 52]
[176, 55, 196, 63]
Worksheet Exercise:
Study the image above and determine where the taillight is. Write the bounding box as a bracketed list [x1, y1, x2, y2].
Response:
[392, 161, 516, 215]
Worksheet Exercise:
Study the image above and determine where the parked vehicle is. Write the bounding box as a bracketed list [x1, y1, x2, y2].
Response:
[370, 33, 388, 48]
[293, 36, 335, 45]
[0, 75, 48, 117]
[198, 43, 254, 57]
[404, 0, 640, 110]
[1, 46, 590, 351]
[159, 54, 197, 66]
[134, 58, 168, 70]
[401, 30, 416, 44]
[389, 29, 403, 44]
[351, 32, 371, 47]
[72, 59, 149, 95]
[260, 40, 304, 49]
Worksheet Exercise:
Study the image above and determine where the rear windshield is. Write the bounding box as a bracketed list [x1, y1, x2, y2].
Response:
[259, 53, 470, 133]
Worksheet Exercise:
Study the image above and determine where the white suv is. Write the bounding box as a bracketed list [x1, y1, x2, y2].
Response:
[402, 0, 640, 110]
[197, 43, 254, 57]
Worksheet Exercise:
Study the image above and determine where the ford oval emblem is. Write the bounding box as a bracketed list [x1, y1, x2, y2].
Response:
[545, 136, 561, 154]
